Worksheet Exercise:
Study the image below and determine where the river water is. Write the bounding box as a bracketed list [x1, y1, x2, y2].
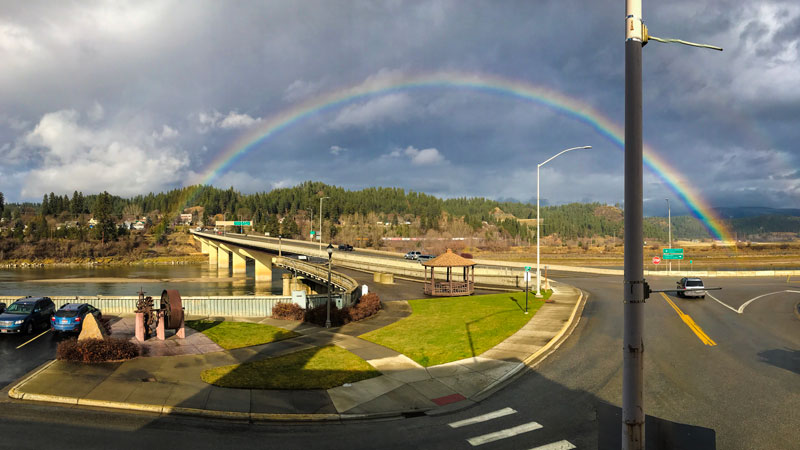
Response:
[0, 263, 286, 298]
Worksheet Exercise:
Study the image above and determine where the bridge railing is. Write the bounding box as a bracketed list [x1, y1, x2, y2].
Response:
[272, 256, 360, 306]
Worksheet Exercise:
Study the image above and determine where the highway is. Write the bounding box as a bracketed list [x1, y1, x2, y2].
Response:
[1, 270, 797, 449]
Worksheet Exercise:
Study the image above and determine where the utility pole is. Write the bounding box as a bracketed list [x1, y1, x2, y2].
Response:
[623, 1, 645, 448]
[622, 2, 720, 448]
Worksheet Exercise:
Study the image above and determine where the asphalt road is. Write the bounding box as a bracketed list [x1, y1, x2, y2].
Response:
[1, 273, 797, 449]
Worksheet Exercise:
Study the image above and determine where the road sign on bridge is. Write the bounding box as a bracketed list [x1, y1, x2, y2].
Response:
[652, 256, 661, 265]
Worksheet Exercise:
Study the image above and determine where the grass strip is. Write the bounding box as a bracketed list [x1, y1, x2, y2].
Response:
[185, 320, 299, 350]
[361, 291, 549, 367]
[201, 345, 380, 389]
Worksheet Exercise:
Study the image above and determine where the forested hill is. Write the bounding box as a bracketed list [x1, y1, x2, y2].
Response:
[1, 182, 798, 241]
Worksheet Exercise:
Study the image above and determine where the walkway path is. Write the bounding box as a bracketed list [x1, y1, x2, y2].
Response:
[7, 282, 585, 420]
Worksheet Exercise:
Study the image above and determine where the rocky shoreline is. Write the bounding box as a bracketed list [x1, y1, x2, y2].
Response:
[0, 255, 206, 269]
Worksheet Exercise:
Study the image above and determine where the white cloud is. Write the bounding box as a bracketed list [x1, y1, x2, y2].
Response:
[330, 145, 346, 155]
[219, 111, 261, 129]
[152, 124, 179, 140]
[195, 109, 262, 132]
[391, 146, 445, 165]
[327, 93, 411, 130]
[18, 108, 189, 199]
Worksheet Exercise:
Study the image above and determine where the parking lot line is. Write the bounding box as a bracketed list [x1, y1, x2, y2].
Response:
[659, 293, 716, 346]
[16, 329, 51, 349]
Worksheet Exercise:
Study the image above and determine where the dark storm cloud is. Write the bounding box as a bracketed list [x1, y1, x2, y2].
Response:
[0, 0, 797, 215]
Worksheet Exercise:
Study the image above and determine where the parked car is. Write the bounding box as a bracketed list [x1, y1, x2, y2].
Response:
[677, 277, 706, 298]
[51, 303, 102, 335]
[0, 297, 56, 334]
[417, 254, 435, 262]
[338, 243, 354, 251]
[404, 251, 422, 260]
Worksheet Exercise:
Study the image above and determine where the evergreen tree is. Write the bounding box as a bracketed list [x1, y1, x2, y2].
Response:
[92, 191, 117, 243]
[264, 214, 280, 237]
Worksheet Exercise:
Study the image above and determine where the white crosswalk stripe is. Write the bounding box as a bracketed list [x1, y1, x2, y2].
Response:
[529, 440, 576, 450]
[466, 421, 543, 446]
[448, 407, 517, 428]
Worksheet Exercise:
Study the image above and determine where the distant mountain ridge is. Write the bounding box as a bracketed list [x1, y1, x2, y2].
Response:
[712, 207, 800, 219]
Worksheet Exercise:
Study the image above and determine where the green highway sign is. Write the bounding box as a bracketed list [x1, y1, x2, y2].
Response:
[310, 230, 316, 235]
[663, 254, 683, 260]
[524, 266, 531, 272]
[663, 248, 684, 260]
[233, 221, 251, 226]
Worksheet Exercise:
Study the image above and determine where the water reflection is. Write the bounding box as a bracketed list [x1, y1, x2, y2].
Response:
[0, 263, 286, 297]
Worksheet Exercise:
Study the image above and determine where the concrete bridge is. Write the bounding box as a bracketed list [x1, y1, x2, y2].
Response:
[191, 231, 360, 304]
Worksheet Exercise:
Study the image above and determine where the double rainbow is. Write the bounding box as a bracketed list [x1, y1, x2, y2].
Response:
[192, 72, 733, 242]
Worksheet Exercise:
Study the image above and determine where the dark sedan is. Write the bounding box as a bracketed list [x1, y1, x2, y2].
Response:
[0, 297, 56, 334]
[51, 303, 102, 335]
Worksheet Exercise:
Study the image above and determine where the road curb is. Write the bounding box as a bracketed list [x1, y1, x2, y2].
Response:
[468, 289, 587, 404]
[7, 359, 57, 400]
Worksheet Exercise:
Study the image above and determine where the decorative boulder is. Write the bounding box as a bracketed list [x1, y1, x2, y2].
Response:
[78, 314, 108, 341]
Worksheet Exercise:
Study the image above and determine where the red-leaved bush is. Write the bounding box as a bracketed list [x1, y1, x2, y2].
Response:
[303, 293, 382, 327]
[272, 302, 305, 321]
[56, 338, 141, 363]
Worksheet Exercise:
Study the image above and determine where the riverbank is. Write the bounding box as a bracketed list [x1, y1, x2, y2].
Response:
[0, 254, 207, 269]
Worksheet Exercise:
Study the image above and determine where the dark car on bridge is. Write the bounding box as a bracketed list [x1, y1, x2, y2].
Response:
[50, 303, 102, 335]
[338, 243, 354, 251]
[0, 297, 56, 334]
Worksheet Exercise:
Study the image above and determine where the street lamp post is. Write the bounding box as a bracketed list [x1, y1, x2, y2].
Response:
[536, 145, 592, 296]
[319, 196, 330, 256]
[307, 208, 313, 241]
[325, 243, 333, 328]
[278, 234, 282, 257]
[666, 198, 671, 273]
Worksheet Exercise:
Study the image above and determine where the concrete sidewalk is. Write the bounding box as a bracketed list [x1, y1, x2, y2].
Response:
[7, 283, 585, 421]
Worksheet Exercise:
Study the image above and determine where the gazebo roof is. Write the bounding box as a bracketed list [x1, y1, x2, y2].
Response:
[421, 249, 476, 267]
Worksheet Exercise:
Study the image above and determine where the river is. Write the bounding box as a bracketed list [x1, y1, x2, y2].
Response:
[0, 263, 286, 297]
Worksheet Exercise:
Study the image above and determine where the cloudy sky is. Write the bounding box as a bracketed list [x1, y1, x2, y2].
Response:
[1, 0, 798, 216]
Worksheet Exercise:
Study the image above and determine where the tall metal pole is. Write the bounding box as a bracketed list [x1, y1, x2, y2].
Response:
[326, 249, 332, 328]
[666, 198, 671, 273]
[536, 164, 541, 296]
[623, 0, 645, 448]
[536, 145, 592, 296]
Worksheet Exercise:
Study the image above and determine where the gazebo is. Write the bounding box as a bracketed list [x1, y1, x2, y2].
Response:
[421, 249, 476, 296]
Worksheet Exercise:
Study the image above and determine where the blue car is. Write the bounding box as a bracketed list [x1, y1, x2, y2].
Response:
[51, 303, 102, 335]
[0, 297, 56, 334]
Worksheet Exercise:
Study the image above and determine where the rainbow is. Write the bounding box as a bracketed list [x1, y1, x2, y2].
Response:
[192, 72, 734, 242]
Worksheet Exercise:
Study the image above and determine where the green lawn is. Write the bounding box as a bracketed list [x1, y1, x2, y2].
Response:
[185, 320, 299, 350]
[201, 345, 381, 389]
[360, 291, 549, 367]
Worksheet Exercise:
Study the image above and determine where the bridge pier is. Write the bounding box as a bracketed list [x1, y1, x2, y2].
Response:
[217, 246, 231, 272]
[239, 248, 273, 283]
[220, 243, 247, 275]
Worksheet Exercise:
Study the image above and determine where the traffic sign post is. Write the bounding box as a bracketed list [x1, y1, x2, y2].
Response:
[652, 256, 661, 271]
[523, 270, 531, 313]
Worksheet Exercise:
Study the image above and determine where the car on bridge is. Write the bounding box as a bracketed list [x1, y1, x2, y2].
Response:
[50, 303, 102, 335]
[0, 297, 56, 334]
[338, 243, 354, 251]
[404, 251, 422, 260]
[417, 254, 435, 263]
[677, 277, 706, 298]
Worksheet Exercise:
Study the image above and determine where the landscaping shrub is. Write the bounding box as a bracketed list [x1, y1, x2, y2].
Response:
[303, 294, 382, 326]
[346, 293, 382, 322]
[272, 302, 305, 321]
[56, 338, 141, 363]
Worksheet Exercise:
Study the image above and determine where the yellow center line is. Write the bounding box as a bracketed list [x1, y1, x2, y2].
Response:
[16, 328, 51, 349]
[659, 292, 717, 346]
